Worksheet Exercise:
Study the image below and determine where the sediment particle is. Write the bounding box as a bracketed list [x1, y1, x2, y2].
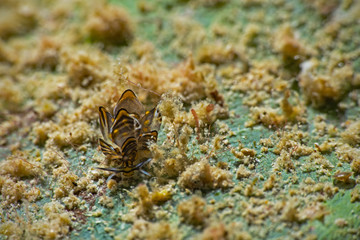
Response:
[351, 159, 360, 174]
[236, 165, 251, 179]
[125, 219, 177, 240]
[85, 5, 133, 46]
[341, 121, 360, 146]
[178, 196, 209, 226]
[178, 160, 233, 190]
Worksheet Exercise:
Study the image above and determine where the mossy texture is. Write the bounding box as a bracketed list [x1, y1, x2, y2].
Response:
[1, 0, 360, 239]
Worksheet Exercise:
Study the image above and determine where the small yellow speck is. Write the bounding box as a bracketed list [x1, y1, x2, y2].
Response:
[107, 179, 117, 190]
[91, 210, 103, 217]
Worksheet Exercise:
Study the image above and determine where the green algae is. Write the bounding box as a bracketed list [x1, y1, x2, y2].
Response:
[1, 0, 360, 239]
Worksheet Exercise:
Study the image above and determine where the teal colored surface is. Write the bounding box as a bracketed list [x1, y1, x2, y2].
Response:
[1, 0, 359, 239]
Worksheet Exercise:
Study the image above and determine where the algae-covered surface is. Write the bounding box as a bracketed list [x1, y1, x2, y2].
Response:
[1, 0, 360, 239]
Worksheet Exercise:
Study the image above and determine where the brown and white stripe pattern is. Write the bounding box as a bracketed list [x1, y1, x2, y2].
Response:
[97, 89, 161, 176]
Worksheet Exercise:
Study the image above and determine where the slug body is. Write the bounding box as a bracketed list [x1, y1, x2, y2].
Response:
[97, 89, 161, 176]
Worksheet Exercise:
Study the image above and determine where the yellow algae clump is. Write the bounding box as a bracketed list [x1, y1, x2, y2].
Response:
[125, 219, 178, 240]
[245, 91, 305, 128]
[171, 17, 206, 57]
[0, 40, 14, 63]
[54, 172, 78, 199]
[178, 160, 233, 191]
[273, 130, 313, 157]
[32, 121, 60, 146]
[85, 5, 134, 46]
[241, 23, 261, 47]
[245, 107, 285, 128]
[273, 25, 308, 60]
[99, 195, 114, 208]
[0, 177, 26, 204]
[273, 150, 294, 172]
[308, 152, 334, 170]
[341, 121, 360, 146]
[127, 56, 218, 103]
[351, 159, 360, 174]
[34, 99, 58, 119]
[158, 94, 182, 121]
[0, 221, 23, 239]
[0, 77, 25, 111]
[24, 37, 61, 70]
[280, 90, 306, 123]
[241, 148, 256, 157]
[30, 201, 72, 240]
[197, 0, 229, 7]
[281, 199, 301, 223]
[236, 165, 252, 179]
[129, 40, 155, 59]
[300, 181, 338, 199]
[231, 67, 288, 107]
[178, 196, 210, 227]
[0, 116, 21, 139]
[150, 186, 173, 206]
[199, 223, 227, 240]
[335, 143, 360, 163]
[263, 174, 277, 191]
[314, 140, 336, 153]
[299, 60, 353, 107]
[42, 147, 66, 167]
[0, 176, 41, 205]
[0, 4, 37, 40]
[304, 0, 339, 16]
[61, 48, 111, 88]
[24, 186, 41, 202]
[178, 125, 194, 153]
[185, 101, 227, 133]
[67, 79, 125, 123]
[199, 223, 252, 240]
[334, 218, 348, 228]
[63, 193, 81, 210]
[134, 184, 154, 219]
[48, 121, 96, 148]
[30, 75, 69, 101]
[158, 157, 187, 179]
[0, 153, 42, 178]
[351, 188, 360, 203]
[107, 179, 117, 190]
[196, 43, 240, 65]
[298, 203, 329, 222]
